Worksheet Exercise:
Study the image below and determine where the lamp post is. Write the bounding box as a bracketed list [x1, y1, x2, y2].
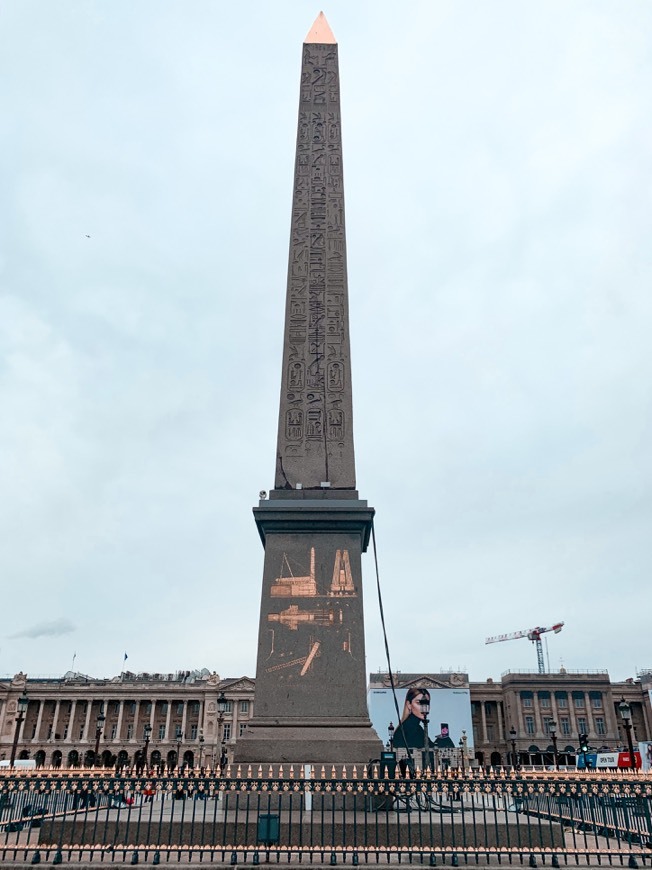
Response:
[618, 698, 636, 772]
[388, 722, 394, 751]
[549, 719, 559, 770]
[9, 691, 29, 768]
[419, 694, 431, 771]
[198, 729, 205, 770]
[143, 723, 152, 774]
[509, 726, 517, 769]
[459, 737, 465, 774]
[217, 691, 228, 773]
[94, 708, 106, 767]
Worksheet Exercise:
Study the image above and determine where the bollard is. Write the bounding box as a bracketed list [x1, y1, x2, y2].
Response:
[551, 857, 560, 869]
[152, 851, 161, 865]
[352, 853, 359, 866]
[52, 851, 63, 866]
[330, 852, 337, 865]
[451, 855, 459, 868]
[231, 851, 238, 865]
[529, 855, 537, 868]
[429, 854, 437, 866]
[31, 852, 41, 865]
[253, 852, 260, 866]
[628, 858, 638, 869]
[131, 851, 139, 865]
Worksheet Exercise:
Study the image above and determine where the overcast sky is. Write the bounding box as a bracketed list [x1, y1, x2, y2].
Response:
[1, 1, 651, 686]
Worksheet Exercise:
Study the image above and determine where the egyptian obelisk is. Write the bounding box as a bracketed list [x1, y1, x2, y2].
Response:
[234, 13, 382, 764]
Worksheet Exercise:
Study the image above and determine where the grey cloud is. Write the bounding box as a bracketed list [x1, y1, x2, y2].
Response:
[10, 618, 76, 640]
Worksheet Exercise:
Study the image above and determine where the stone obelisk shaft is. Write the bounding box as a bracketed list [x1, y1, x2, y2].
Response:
[275, 17, 355, 491]
[234, 14, 380, 765]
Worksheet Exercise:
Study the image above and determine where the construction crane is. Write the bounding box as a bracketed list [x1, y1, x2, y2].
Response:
[485, 622, 564, 674]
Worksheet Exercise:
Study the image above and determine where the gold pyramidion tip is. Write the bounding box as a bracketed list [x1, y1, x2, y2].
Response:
[304, 11, 337, 44]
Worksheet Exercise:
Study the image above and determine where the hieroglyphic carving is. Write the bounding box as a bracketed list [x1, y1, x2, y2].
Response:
[276, 40, 355, 489]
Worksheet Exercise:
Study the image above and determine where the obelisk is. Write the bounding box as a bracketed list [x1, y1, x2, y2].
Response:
[234, 13, 382, 764]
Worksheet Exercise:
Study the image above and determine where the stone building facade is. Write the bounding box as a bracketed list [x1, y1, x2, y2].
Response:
[0, 670, 254, 769]
[2, 667, 650, 768]
[471, 669, 650, 766]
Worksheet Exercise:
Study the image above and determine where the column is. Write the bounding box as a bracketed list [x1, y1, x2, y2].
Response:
[115, 701, 125, 743]
[84, 701, 93, 743]
[232, 702, 239, 744]
[568, 699, 579, 740]
[34, 700, 45, 742]
[532, 697, 543, 738]
[497, 702, 504, 742]
[181, 701, 188, 739]
[133, 701, 140, 742]
[516, 699, 525, 735]
[51, 701, 61, 742]
[165, 700, 172, 742]
[66, 700, 77, 742]
[606, 695, 620, 742]
[480, 702, 488, 744]
[149, 699, 156, 730]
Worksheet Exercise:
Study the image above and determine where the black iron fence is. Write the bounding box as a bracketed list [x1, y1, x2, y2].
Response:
[1, 768, 651, 865]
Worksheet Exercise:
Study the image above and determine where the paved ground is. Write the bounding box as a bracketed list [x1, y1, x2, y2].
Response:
[0, 844, 648, 869]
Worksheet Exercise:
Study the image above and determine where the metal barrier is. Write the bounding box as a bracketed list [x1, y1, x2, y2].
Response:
[1, 767, 651, 865]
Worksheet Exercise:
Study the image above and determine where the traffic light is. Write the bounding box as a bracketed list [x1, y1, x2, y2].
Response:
[579, 733, 589, 753]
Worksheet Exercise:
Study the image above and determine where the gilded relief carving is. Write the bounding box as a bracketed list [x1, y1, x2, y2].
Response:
[269, 547, 357, 602]
[264, 640, 321, 676]
[329, 549, 355, 596]
[271, 549, 317, 597]
[268, 605, 340, 631]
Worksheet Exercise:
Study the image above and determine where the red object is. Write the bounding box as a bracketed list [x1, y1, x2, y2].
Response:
[617, 752, 641, 769]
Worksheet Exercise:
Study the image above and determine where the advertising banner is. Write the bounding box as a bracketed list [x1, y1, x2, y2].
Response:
[639, 742, 652, 772]
[367, 685, 474, 756]
[577, 751, 642, 769]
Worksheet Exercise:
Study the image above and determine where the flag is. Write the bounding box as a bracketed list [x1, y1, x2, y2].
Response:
[124, 652, 128, 661]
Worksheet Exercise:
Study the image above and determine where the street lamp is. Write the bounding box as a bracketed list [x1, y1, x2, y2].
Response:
[419, 694, 431, 771]
[143, 723, 152, 774]
[618, 698, 636, 772]
[549, 719, 559, 770]
[387, 722, 394, 751]
[198, 729, 205, 769]
[459, 737, 465, 774]
[94, 707, 106, 767]
[9, 691, 29, 768]
[509, 726, 517, 769]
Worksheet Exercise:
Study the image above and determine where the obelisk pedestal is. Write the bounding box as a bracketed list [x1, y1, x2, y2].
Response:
[234, 13, 382, 765]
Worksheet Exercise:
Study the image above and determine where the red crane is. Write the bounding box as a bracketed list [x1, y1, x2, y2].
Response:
[485, 622, 564, 673]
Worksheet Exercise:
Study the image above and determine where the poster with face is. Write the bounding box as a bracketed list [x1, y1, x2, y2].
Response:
[639, 742, 652, 773]
[367, 685, 474, 752]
